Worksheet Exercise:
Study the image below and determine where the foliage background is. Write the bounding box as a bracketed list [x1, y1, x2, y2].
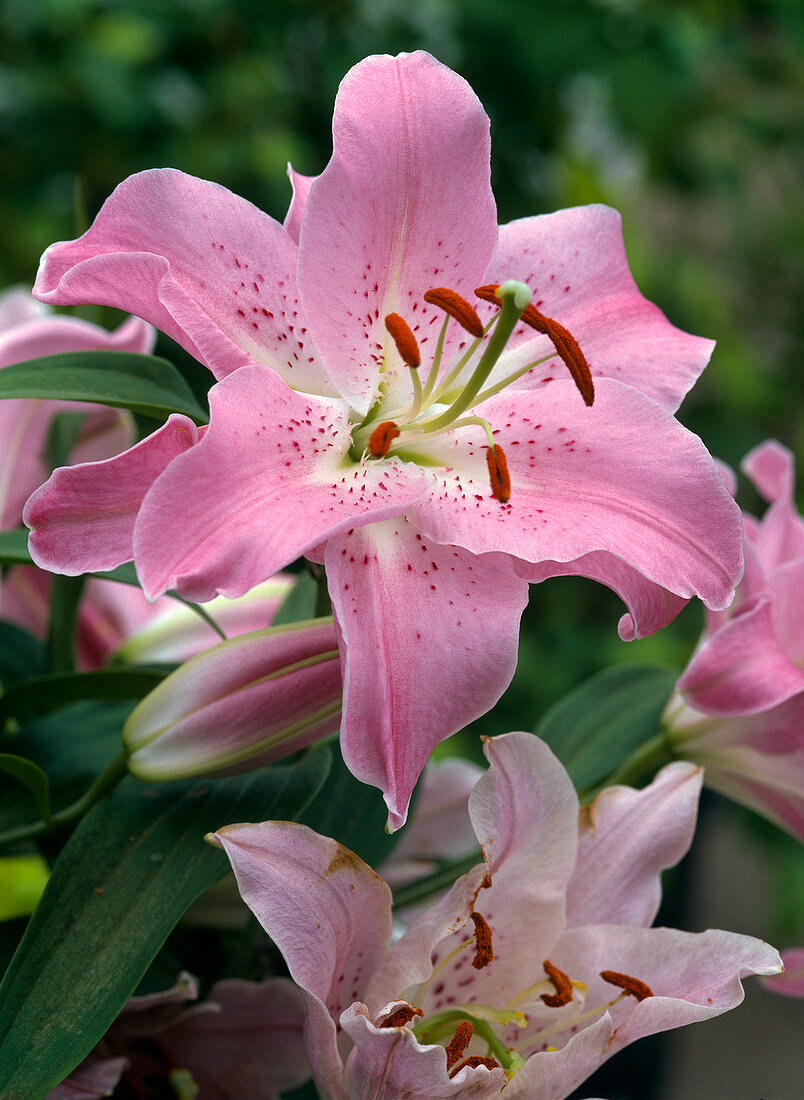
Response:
[0, 0, 801, 1096]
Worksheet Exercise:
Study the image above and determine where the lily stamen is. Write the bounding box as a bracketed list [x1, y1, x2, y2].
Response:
[599, 970, 654, 1001]
[424, 287, 484, 337]
[540, 959, 573, 1007]
[470, 910, 494, 969]
[379, 1003, 424, 1028]
[449, 1054, 500, 1078]
[444, 1020, 474, 1070]
[367, 421, 401, 458]
[485, 444, 511, 504]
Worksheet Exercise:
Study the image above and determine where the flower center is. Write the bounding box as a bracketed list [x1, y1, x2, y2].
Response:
[377, 899, 655, 1082]
[348, 279, 593, 503]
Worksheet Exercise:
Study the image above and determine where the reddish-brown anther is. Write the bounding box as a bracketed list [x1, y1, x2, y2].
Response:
[367, 421, 401, 458]
[384, 312, 421, 368]
[379, 1003, 424, 1028]
[520, 303, 595, 407]
[470, 910, 494, 969]
[600, 970, 654, 1001]
[423, 287, 484, 337]
[540, 959, 573, 1007]
[448, 1055, 501, 1078]
[485, 444, 511, 504]
[475, 284, 595, 406]
[444, 1020, 474, 1070]
[474, 284, 502, 306]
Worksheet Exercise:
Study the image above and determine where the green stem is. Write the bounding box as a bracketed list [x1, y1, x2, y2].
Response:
[392, 849, 482, 910]
[0, 749, 129, 848]
[578, 730, 674, 803]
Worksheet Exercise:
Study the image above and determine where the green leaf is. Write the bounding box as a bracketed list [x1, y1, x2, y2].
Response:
[0, 529, 32, 568]
[0, 747, 331, 1099]
[0, 351, 208, 424]
[272, 569, 318, 627]
[534, 665, 677, 792]
[0, 668, 170, 726]
[0, 702, 132, 832]
[0, 755, 51, 823]
[0, 623, 46, 688]
[45, 574, 85, 674]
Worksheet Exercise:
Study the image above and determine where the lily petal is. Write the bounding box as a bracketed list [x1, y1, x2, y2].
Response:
[24, 413, 200, 574]
[483, 206, 713, 412]
[211, 821, 393, 1100]
[33, 168, 333, 395]
[412, 379, 742, 611]
[298, 51, 497, 414]
[566, 762, 702, 928]
[326, 521, 528, 829]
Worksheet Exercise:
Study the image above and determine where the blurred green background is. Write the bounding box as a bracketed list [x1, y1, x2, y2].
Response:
[0, 1, 801, 1093]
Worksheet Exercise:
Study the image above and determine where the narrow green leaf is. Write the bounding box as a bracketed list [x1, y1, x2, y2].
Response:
[0, 529, 32, 568]
[0, 747, 331, 1099]
[0, 755, 51, 823]
[0, 668, 170, 725]
[0, 351, 208, 424]
[533, 665, 677, 791]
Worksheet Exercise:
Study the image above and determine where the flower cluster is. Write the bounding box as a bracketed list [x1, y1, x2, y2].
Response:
[0, 48, 796, 1100]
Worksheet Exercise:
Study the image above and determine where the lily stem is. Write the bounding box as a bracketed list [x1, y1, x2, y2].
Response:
[0, 749, 129, 848]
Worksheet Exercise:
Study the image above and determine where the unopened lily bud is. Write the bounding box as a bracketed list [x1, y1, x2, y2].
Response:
[123, 618, 342, 780]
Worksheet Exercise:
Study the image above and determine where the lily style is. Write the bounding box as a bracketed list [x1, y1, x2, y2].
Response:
[26, 52, 742, 826]
[211, 732, 781, 1099]
[665, 440, 804, 839]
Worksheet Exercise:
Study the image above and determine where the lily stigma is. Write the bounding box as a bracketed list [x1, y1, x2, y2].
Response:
[350, 279, 594, 505]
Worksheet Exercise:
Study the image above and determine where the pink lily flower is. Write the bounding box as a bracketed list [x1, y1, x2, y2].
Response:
[48, 972, 310, 1099]
[0, 285, 152, 532]
[210, 732, 780, 1099]
[26, 52, 742, 826]
[666, 441, 804, 839]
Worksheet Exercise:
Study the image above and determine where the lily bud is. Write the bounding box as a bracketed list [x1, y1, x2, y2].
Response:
[123, 618, 342, 780]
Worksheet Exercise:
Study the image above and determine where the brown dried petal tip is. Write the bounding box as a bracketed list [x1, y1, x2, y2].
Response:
[367, 420, 400, 458]
[599, 970, 654, 1002]
[379, 1003, 424, 1028]
[541, 959, 573, 1008]
[423, 287, 484, 337]
[445, 1020, 474, 1070]
[449, 1055, 501, 1079]
[384, 312, 421, 368]
[470, 910, 494, 970]
[519, 303, 594, 407]
[485, 444, 511, 504]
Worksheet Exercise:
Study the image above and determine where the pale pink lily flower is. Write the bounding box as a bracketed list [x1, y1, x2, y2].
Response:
[665, 441, 804, 839]
[48, 972, 309, 1099]
[26, 52, 742, 826]
[210, 732, 780, 1099]
[0, 285, 152, 532]
[762, 948, 804, 998]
